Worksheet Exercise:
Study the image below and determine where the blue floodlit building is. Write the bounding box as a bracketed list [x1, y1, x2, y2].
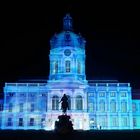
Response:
[0, 14, 140, 130]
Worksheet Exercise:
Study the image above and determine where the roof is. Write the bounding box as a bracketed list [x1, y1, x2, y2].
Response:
[50, 31, 86, 49]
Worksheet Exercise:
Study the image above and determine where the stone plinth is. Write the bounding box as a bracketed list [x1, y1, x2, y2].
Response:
[55, 115, 73, 134]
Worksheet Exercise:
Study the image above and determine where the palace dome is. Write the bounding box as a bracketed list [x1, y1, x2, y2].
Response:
[50, 14, 86, 49]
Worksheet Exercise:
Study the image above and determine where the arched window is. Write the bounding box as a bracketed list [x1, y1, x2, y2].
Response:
[77, 61, 81, 74]
[52, 96, 59, 110]
[99, 100, 105, 112]
[110, 101, 116, 112]
[67, 95, 71, 110]
[65, 60, 70, 72]
[54, 61, 58, 73]
[121, 101, 127, 113]
[76, 95, 83, 110]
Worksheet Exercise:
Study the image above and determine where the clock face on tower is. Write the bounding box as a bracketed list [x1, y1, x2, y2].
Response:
[64, 49, 71, 56]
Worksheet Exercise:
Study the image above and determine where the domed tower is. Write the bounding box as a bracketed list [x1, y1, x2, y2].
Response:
[49, 14, 87, 83]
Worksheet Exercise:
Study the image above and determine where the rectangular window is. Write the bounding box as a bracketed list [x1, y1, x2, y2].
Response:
[0, 104, 3, 111]
[88, 103, 94, 112]
[19, 118, 23, 126]
[41, 118, 45, 123]
[29, 93, 35, 97]
[29, 118, 34, 126]
[100, 117, 106, 127]
[99, 92, 105, 97]
[121, 92, 127, 97]
[20, 93, 25, 97]
[54, 61, 58, 73]
[42, 93, 46, 97]
[132, 103, 137, 112]
[112, 117, 118, 127]
[99, 101, 105, 112]
[89, 118, 95, 128]
[7, 118, 12, 126]
[8, 92, 15, 97]
[76, 96, 83, 110]
[121, 102, 127, 113]
[88, 93, 94, 97]
[122, 117, 127, 127]
[110, 92, 116, 97]
[52, 96, 59, 110]
[65, 60, 70, 72]
[19, 103, 24, 112]
[110, 102, 116, 113]
[41, 118, 45, 127]
[133, 118, 137, 127]
[77, 61, 81, 74]
[9, 103, 13, 112]
[30, 103, 35, 112]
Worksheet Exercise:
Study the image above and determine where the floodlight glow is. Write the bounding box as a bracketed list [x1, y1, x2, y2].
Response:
[0, 14, 140, 130]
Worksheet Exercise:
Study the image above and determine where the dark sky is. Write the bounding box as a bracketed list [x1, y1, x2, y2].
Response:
[1, 1, 140, 93]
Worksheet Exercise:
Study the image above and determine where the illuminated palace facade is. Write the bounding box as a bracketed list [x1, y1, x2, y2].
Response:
[0, 14, 140, 130]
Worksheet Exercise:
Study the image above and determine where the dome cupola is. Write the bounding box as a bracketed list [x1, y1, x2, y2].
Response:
[50, 14, 86, 49]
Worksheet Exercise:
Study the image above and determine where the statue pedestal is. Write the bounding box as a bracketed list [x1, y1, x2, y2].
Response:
[54, 115, 73, 134]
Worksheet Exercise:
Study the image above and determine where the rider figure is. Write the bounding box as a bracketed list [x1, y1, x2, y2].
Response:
[59, 94, 69, 115]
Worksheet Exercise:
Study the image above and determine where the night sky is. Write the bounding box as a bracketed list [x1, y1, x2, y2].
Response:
[1, 1, 140, 93]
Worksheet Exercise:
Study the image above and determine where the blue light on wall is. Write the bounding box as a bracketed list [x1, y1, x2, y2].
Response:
[0, 14, 140, 130]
